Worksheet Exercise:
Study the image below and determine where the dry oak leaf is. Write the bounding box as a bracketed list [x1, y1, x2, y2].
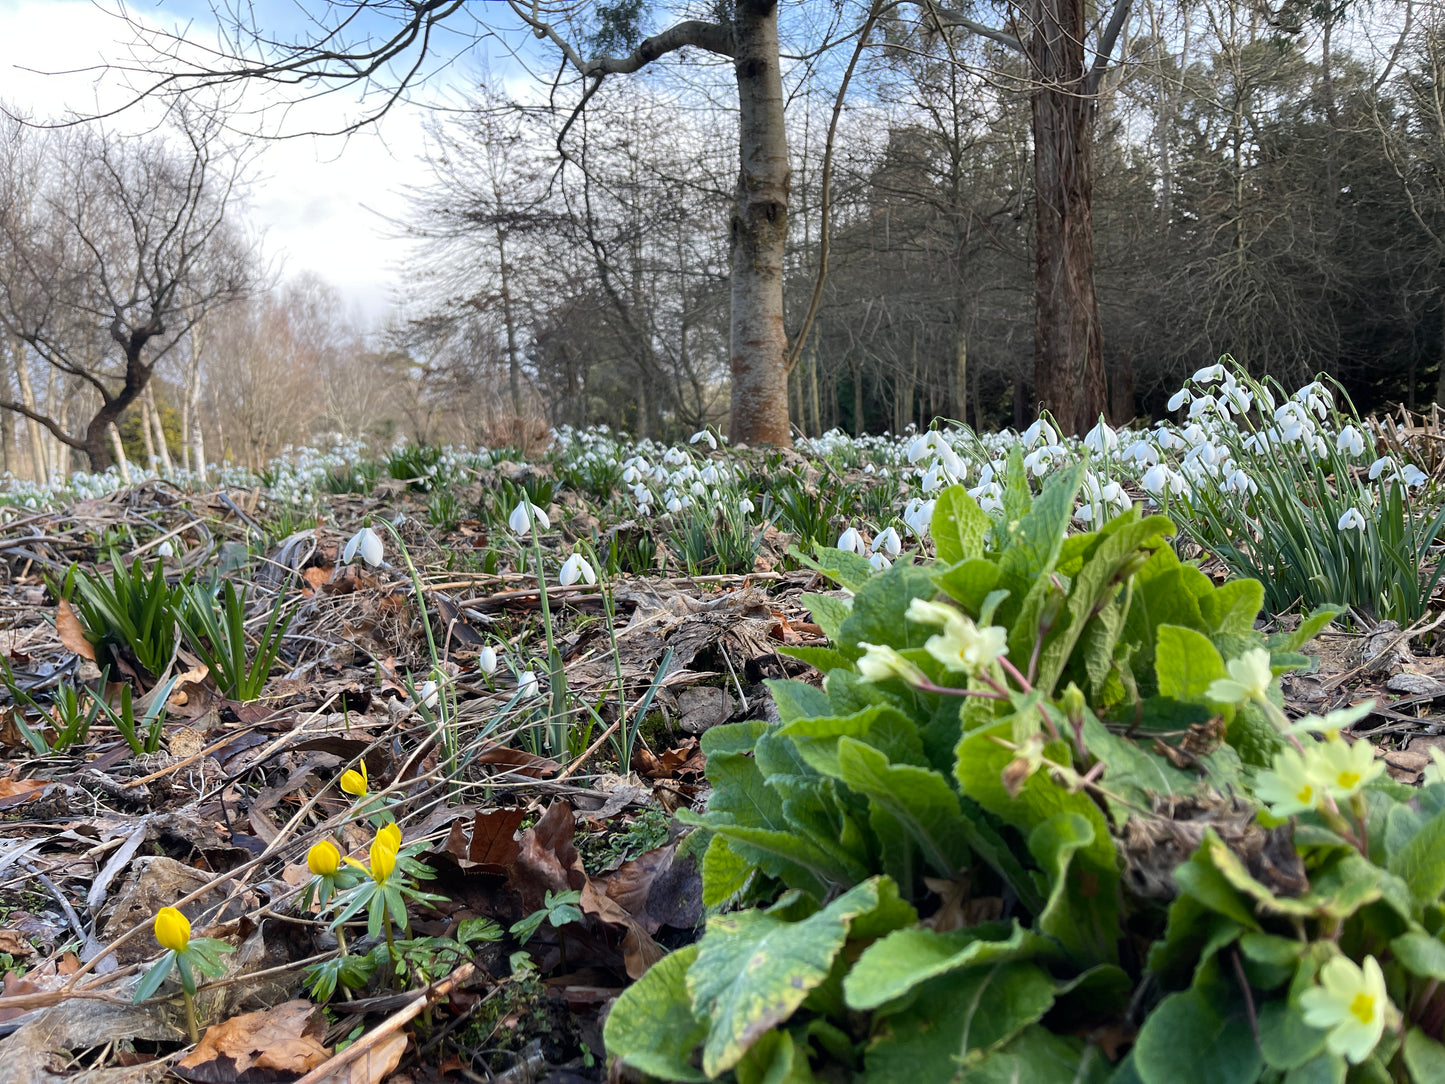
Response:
[178, 999, 330, 1075]
[56, 599, 95, 660]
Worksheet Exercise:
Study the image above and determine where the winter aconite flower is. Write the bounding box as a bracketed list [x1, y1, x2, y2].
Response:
[347, 826, 400, 885]
[856, 643, 927, 687]
[307, 841, 341, 877]
[154, 907, 190, 953]
[339, 759, 368, 797]
[559, 552, 597, 586]
[1207, 648, 1274, 706]
[1299, 955, 1397, 1064]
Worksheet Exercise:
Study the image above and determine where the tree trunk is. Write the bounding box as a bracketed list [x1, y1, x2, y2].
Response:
[140, 395, 158, 467]
[14, 344, 47, 482]
[109, 424, 131, 484]
[1028, 0, 1106, 436]
[498, 226, 523, 418]
[146, 384, 173, 473]
[81, 339, 156, 472]
[727, 0, 792, 446]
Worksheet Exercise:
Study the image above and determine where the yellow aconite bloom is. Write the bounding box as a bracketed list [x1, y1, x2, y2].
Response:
[307, 840, 341, 877]
[378, 822, 402, 852]
[339, 760, 368, 797]
[154, 907, 191, 953]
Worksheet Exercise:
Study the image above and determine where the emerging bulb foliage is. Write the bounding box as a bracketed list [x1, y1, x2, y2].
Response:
[154, 906, 191, 953]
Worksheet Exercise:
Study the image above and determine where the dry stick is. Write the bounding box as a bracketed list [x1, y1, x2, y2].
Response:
[291, 963, 476, 1084]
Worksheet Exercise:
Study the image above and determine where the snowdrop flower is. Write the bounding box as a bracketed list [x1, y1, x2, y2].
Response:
[1191, 363, 1225, 384]
[837, 526, 865, 554]
[1337, 507, 1367, 531]
[1083, 419, 1118, 454]
[1167, 388, 1192, 412]
[1368, 456, 1396, 481]
[666, 495, 683, 514]
[1123, 439, 1158, 466]
[559, 552, 597, 586]
[343, 526, 384, 567]
[874, 526, 902, 558]
[1188, 394, 1218, 420]
[517, 670, 541, 698]
[1224, 468, 1257, 496]
[1023, 448, 1054, 477]
[1141, 464, 1169, 495]
[1295, 381, 1332, 418]
[690, 480, 707, 498]
[1299, 956, 1396, 1064]
[637, 503, 652, 517]
[936, 443, 967, 479]
[1402, 464, 1428, 488]
[508, 501, 550, 533]
[663, 447, 689, 466]
[903, 498, 934, 538]
[157, 540, 175, 558]
[1222, 382, 1253, 415]
[1336, 426, 1365, 457]
[689, 429, 718, 450]
[479, 645, 498, 676]
[869, 551, 892, 571]
[1021, 419, 1057, 449]
[700, 464, 719, 485]
[418, 679, 440, 710]
[738, 496, 755, 515]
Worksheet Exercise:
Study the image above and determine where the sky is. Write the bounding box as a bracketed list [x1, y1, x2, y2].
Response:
[0, 0, 503, 325]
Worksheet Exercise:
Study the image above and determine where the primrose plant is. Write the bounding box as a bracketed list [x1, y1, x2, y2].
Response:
[604, 454, 1445, 1084]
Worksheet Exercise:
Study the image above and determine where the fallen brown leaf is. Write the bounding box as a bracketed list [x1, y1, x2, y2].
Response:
[178, 999, 330, 1075]
[56, 599, 95, 660]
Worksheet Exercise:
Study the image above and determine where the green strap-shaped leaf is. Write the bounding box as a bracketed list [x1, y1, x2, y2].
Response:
[687, 878, 886, 1077]
[603, 944, 709, 1082]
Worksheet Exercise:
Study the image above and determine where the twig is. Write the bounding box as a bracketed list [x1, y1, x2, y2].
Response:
[291, 962, 475, 1084]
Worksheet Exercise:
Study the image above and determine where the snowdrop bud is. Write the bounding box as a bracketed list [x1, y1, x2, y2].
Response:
[559, 552, 597, 587]
[343, 526, 384, 567]
[1368, 456, 1394, 481]
[1141, 464, 1170, 495]
[508, 501, 550, 533]
[1191, 363, 1225, 384]
[418, 679, 440, 710]
[837, 526, 864, 554]
[479, 645, 498, 676]
[874, 526, 902, 558]
[1082, 419, 1118, 454]
[517, 670, 541, 698]
[666, 495, 683, 514]
[689, 429, 718, 449]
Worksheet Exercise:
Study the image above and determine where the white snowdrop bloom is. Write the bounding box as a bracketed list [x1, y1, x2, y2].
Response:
[157, 540, 175, 558]
[977, 492, 1004, 514]
[977, 461, 998, 486]
[638, 503, 652, 517]
[1122, 439, 1157, 466]
[1101, 481, 1131, 512]
[906, 433, 933, 463]
[1295, 382, 1332, 418]
[1157, 429, 1187, 452]
[1338, 507, 1367, 531]
[1188, 394, 1218, 420]
[559, 552, 597, 586]
[418, 679, 440, 710]
[936, 444, 967, 479]
[1224, 468, 1257, 495]
[663, 447, 688, 466]
[691, 481, 707, 497]
[1083, 419, 1118, 454]
[1021, 419, 1057, 449]
[1074, 504, 1096, 525]
[874, 526, 902, 558]
[837, 526, 865, 554]
[479, 646, 499, 676]
[1336, 426, 1365, 457]
[666, 495, 683, 514]
[517, 670, 541, 699]
[1402, 465, 1428, 488]
[920, 464, 944, 493]
[1181, 422, 1208, 446]
[343, 526, 385, 567]
[903, 498, 934, 538]
[1223, 383, 1254, 415]
[1142, 464, 1171, 495]
[869, 551, 892, 572]
[689, 429, 718, 449]
[1192, 363, 1225, 384]
[864, 463, 876, 475]
[1023, 448, 1053, 477]
[1315, 436, 1329, 458]
[1368, 456, 1396, 481]
[700, 464, 719, 485]
[1167, 388, 1192, 411]
[509, 501, 550, 533]
[738, 496, 755, 515]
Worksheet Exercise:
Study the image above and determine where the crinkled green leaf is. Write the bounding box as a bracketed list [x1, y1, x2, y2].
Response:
[1387, 807, 1445, 904]
[845, 920, 1054, 1010]
[932, 486, 992, 565]
[838, 563, 937, 655]
[777, 705, 926, 775]
[603, 944, 708, 1082]
[1199, 579, 1265, 638]
[966, 1025, 1110, 1084]
[1132, 986, 1263, 1084]
[1155, 625, 1228, 703]
[933, 557, 1003, 618]
[1029, 811, 1119, 964]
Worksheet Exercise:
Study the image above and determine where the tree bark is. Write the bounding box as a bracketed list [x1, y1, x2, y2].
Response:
[1028, 0, 1107, 435]
[146, 384, 173, 473]
[14, 344, 47, 482]
[727, 0, 792, 446]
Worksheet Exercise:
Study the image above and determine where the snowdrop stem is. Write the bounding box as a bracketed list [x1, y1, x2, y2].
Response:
[524, 509, 566, 756]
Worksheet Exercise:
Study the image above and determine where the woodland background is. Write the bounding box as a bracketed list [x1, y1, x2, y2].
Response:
[2, 0, 1444, 478]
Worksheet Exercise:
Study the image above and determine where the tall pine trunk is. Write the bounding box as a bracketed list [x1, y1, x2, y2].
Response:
[1029, 0, 1107, 435]
[728, 0, 792, 446]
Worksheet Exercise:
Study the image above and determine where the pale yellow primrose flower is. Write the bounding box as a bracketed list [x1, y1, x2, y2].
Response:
[1207, 648, 1274, 705]
[1254, 747, 1321, 817]
[1288, 702, 1375, 742]
[1424, 747, 1445, 785]
[1298, 955, 1397, 1064]
[906, 598, 1008, 675]
[1312, 737, 1384, 801]
[856, 643, 927, 687]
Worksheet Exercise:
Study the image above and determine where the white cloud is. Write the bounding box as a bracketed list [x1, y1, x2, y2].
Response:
[0, 0, 439, 325]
